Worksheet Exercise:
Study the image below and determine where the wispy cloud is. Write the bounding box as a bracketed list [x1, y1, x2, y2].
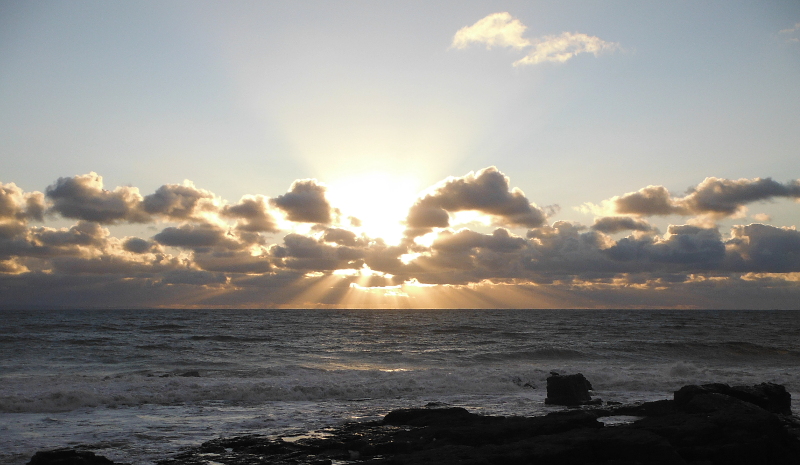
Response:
[452, 12, 619, 66]
[514, 32, 620, 66]
[779, 22, 800, 43]
[451, 12, 531, 50]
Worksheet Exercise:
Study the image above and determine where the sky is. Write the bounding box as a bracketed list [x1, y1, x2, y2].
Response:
[1, 1, 800, 309]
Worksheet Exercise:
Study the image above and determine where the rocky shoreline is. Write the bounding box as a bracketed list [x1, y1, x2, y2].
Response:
[27, 380, 800, 465]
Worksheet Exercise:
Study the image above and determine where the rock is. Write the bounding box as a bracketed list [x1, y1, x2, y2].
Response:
[383, 407, 475, 426]
[36, 381, 799, 465]
[674, 382, 792, 414]
[545, 372, 594, 405]
[635, 393, 798, 465]
[27, 449, 117, 465]
[178, 370, 200, 377]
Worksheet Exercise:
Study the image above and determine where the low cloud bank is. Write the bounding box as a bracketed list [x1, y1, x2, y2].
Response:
[1, 169, 799, 309]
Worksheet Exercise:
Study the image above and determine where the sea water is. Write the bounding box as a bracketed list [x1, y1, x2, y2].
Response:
[1, 309, 799, 464]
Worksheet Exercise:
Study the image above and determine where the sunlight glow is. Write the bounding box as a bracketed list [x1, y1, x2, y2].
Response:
[399, 252, 421, 265]
[326, 172, 422, 244]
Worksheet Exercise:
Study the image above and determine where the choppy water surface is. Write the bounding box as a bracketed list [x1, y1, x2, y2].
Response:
[1, 309, 799, 464]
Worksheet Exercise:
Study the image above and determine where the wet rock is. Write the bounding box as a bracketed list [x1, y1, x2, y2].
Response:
[27, 449, 118, 465]
[545, 372, 594, 405]
[675, 382, 792, 415]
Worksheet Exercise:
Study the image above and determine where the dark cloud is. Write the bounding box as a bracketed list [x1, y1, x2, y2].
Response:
[221, 195, 279, 233]
[432, 228, 527, 253]
[605, 225, 726, 268]
[0, 221, 27, 240]
[405, 167, 549, 234]
[192, 249, 272, 274]
[123, 237, 156, 254]
[271, 233, 361, 270]
[33, 221, 108, 248]
[608, 177, 800, 218]
[322, 228, 360, 247]
[153, 223, 236, 250]
[160, 269, 228, 286]
[726, 224, 800, 272]
[142, 183, 217, 220]
[683, 177, 800, 216]
[523, 221, 615, 279]
[49, 255, 174, 275]
[270, 179, 335, 224]
[1, 222, 112, 261]
[45, 173, 148, 224]
[591, 216, 654, 233]
[611, 185, 679, 216]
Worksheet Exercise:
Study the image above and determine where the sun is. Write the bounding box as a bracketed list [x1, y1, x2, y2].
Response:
[326, 172, 422, 244]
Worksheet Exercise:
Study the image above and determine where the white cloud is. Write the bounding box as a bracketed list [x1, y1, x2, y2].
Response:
[514, 32, 620, 66]
[451, 12, 531, 50]
[452, 13, 619, 66]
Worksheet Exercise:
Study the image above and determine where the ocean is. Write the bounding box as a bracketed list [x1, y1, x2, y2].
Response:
[1, 309, 798, 464]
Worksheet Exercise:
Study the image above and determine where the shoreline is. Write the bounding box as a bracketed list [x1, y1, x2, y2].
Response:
[27, 381, 800, 465]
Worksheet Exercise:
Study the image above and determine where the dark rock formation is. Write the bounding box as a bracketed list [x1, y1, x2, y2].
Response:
[29, 382, 800, 465]
[545, 372, 597, 405]
[674, 382, 792, 414]
[27, 449, 118, 465]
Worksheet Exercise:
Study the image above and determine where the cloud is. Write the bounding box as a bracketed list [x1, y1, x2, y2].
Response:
[726, 224, 800, 272]
[153, 223, 236, 250]
[142, 181, 218, 221]
[33, 221, 108, 248]
[598, 177, 800, 219]
[0, 182, 45, 222]
[3, 169, 800, 308]
[591, 216, 654, 234]
[451, 12, 619, 66]
[192, 249, 272, 274]
[405, 167, 549, 235]
[606, 225, 726, 268]
[607, 185, 679, 216]
[221, 195, 280, 233]
[432, 228, 527, 253]
[45, 173, 148, 224]
[514, 32, 620, 66]
[270, 233, 361, 271]
[322, 228, 361, 247]
[270, 179, 336, 224]
[122, 237, 156, 254]
[451, 12, 531, 50]
[682, 177, 800, 216]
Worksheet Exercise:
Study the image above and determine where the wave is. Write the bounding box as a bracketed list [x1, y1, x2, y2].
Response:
[645, 340, 800, 360]
[188, 335, 274, 343]
[2, 359, 798, 415]
[474, 347, 589, 362]
[139, 324, 188, 332]
[0, 367, 546, 413]
[64, 337, 115, 346]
